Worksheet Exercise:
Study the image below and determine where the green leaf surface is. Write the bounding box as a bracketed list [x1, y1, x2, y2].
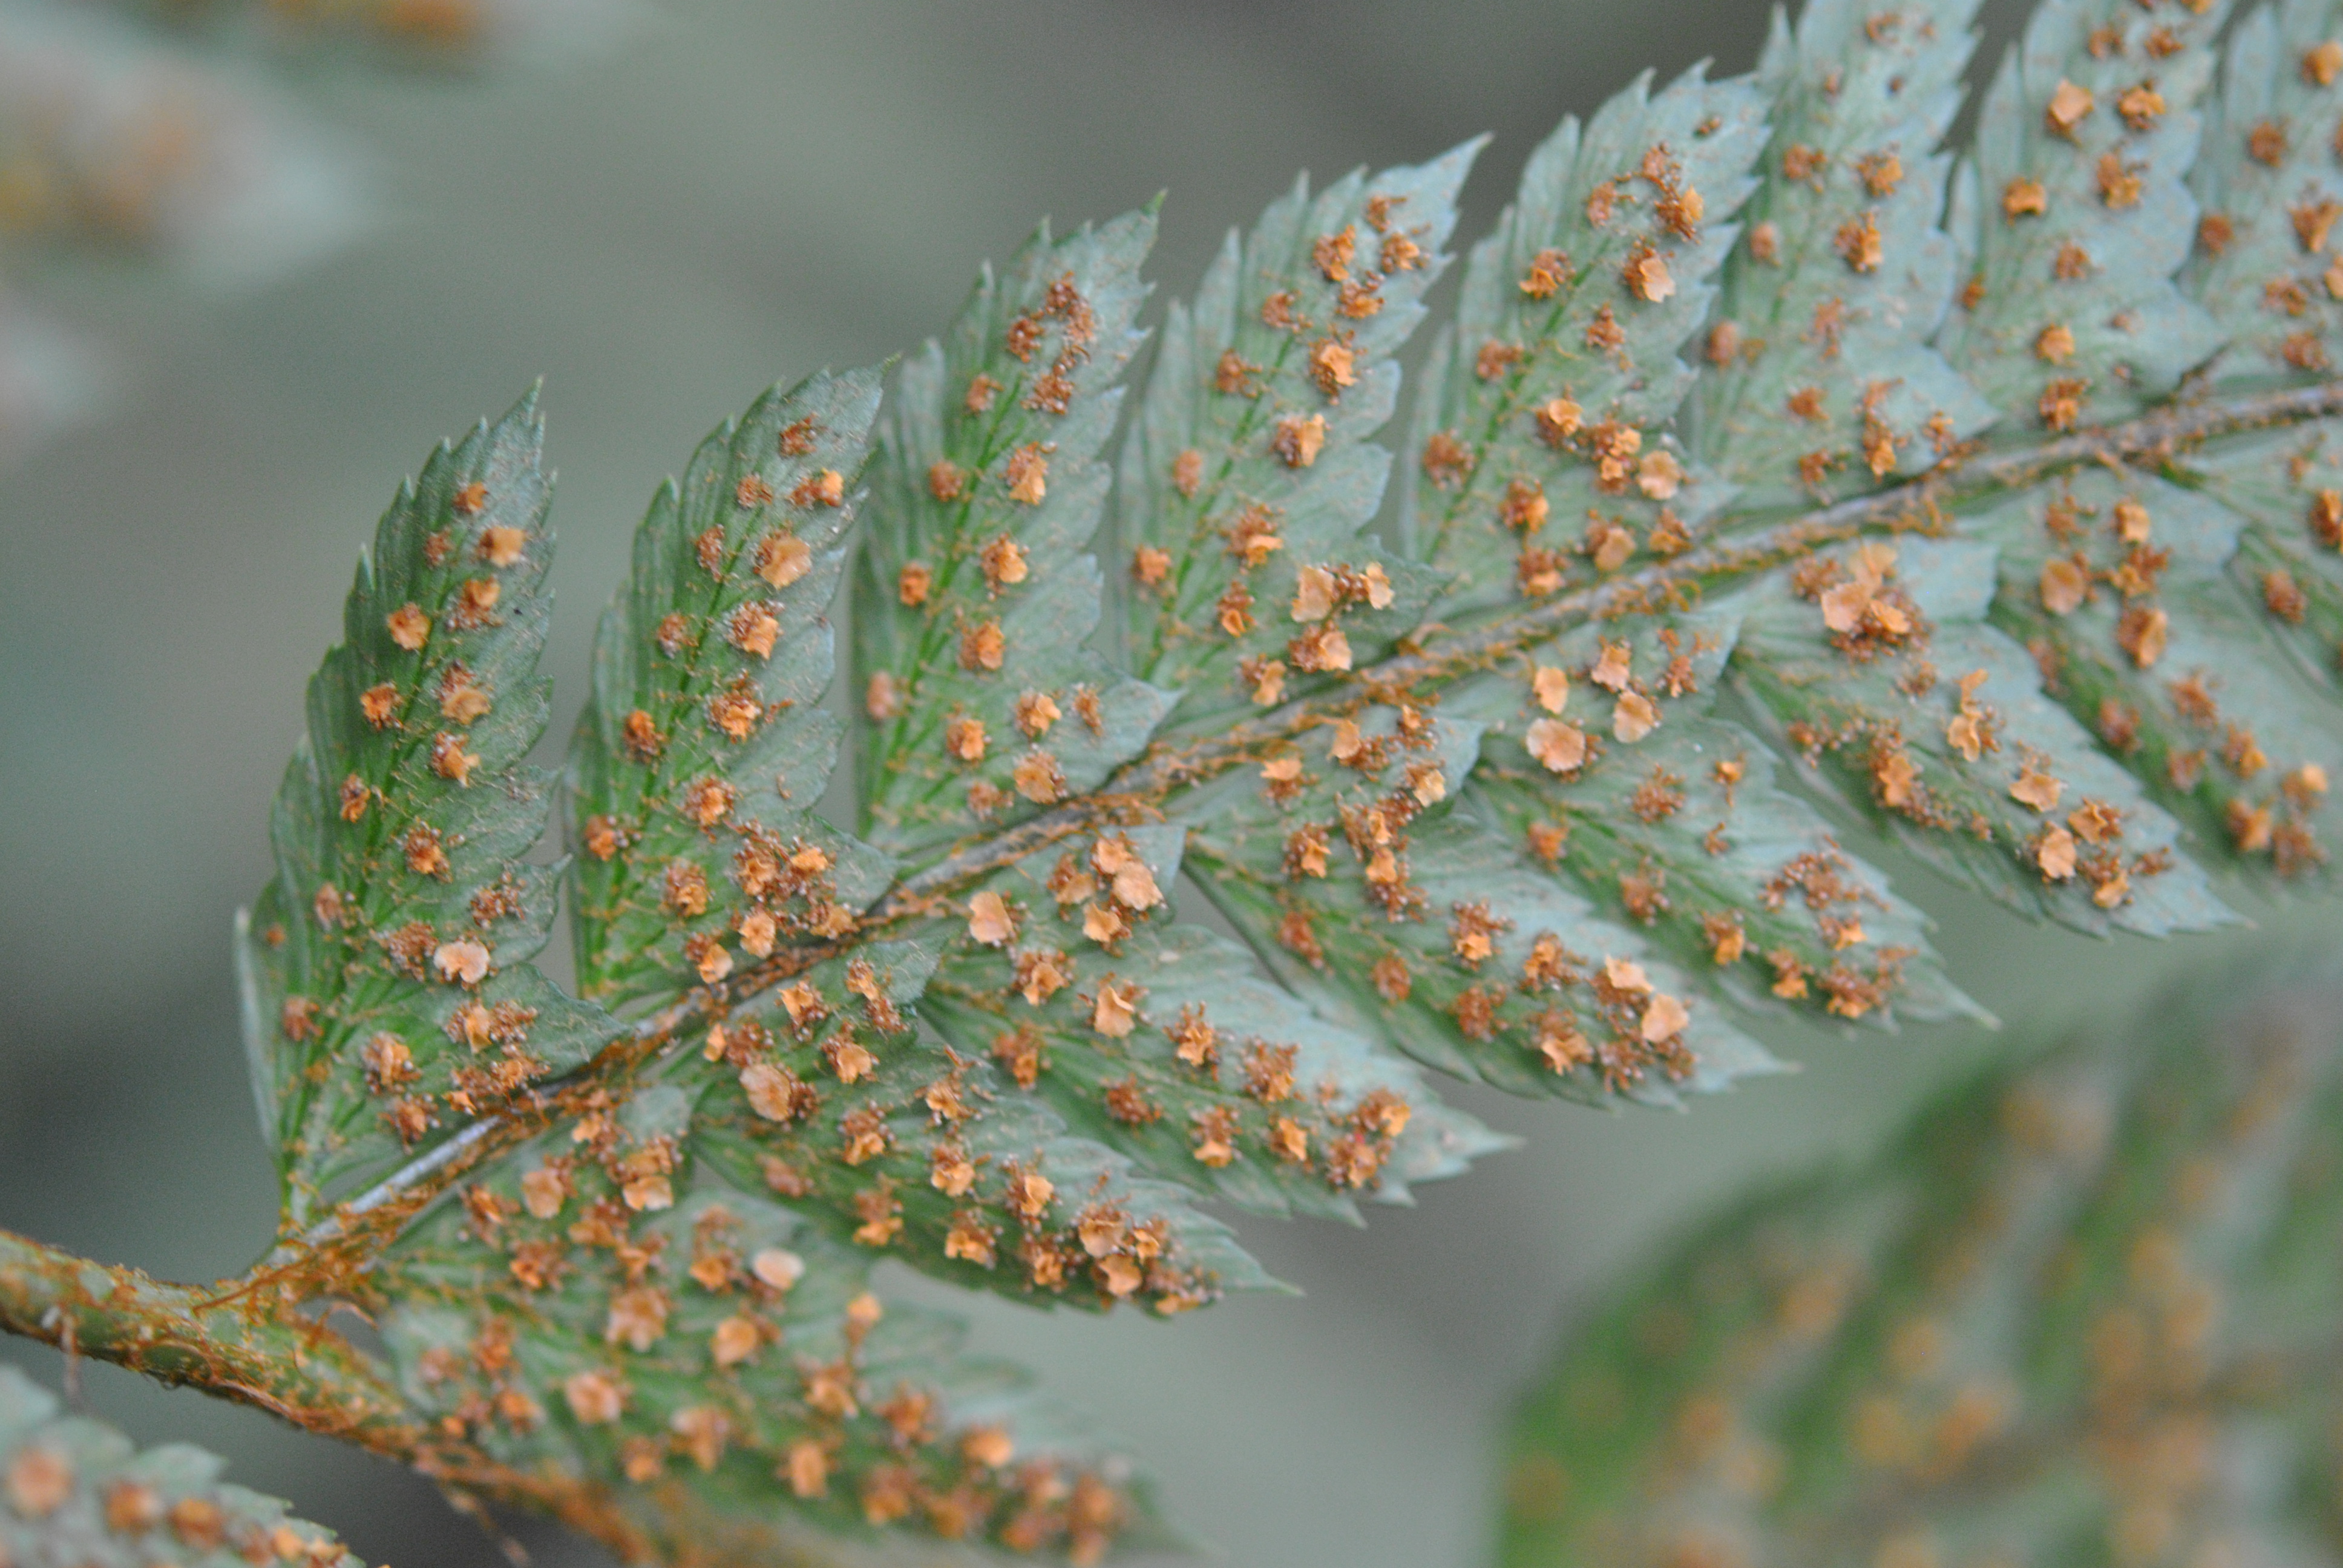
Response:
[1402, 65, 1769, 615]
[1965, 463, 2343, 886]
[375, 1108, 1167, 1566]
[2194, 417, 2343, 713]
[1734, 535, 2235, 934]
[1470, 715, 1983, 1031]
[1696, 0, 1997, 503]
[1170, 693, 1781, 1101]
[1118, 144, 1478, 729]
[854, 209, 1176, 865]
[919, 822, 1508, 1224]
[2188, 0, 2343, 387]
[663, 935, 1276, 1316]
[566, 368, 894, 1011]
[238, 392, 619, 1228]
[1445, 587, 1983, 1029]
[1937, 0, 2229, 430]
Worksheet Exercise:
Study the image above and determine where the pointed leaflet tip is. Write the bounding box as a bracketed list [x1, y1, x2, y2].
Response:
[855, 200, 1167, 863]
[1407, 60, 1768, 612]
[243, 393, 621, 1224]
[1121, 137, 1480, 727]
[566, 364, 891, 1008]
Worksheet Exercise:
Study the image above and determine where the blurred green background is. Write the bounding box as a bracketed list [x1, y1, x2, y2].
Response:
[5, 1, 2339, 1563]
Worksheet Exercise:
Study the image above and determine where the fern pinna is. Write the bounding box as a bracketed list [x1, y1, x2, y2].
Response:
[7, 0, 2343, 1561]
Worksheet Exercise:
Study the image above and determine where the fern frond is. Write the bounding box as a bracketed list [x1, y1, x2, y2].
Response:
[238, 391, 619, 1228]
[375, 1097, 1167, 1564]
[148, 0, 2343, 1559]
[0, 5, 364, 287]
[2189, 0, 2343, 383]
[0, 1367, 365, 1567]
[1936, 0, 2228, 428]
[171, 0, 638, 69]
[566, 368, 893, 1009]
[854, 209, 1176, 863]
[1118, 145, 1478, 727]
[1695, 0, 1996, 501]
[1401, 66, 1768, 615]
[1496, 956, 2343, 1568]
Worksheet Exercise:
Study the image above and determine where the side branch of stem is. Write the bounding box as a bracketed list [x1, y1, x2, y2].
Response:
[0, 1229, 419, 1452]
[0, 1229, 660, 1558]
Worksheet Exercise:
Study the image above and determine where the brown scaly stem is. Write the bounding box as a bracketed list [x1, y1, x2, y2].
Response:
[0, 1228, 418, 1447]
[254, 376, 2343, 1276]
[0, 1228, 665, 1558]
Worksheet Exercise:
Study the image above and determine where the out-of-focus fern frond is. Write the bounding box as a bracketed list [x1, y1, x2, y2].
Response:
[0, 6, 365, 288]
[0, 0, 629, 460]
[104, 0, 643, 71]
[1496, 955, 2343, 1568]
[0, 1367, 366, 1568]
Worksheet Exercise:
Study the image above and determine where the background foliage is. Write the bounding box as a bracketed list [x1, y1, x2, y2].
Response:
[0, 0, 635, 456]
[1499, 956, 2343, 1568]
[7, 0, 2343, 1564]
